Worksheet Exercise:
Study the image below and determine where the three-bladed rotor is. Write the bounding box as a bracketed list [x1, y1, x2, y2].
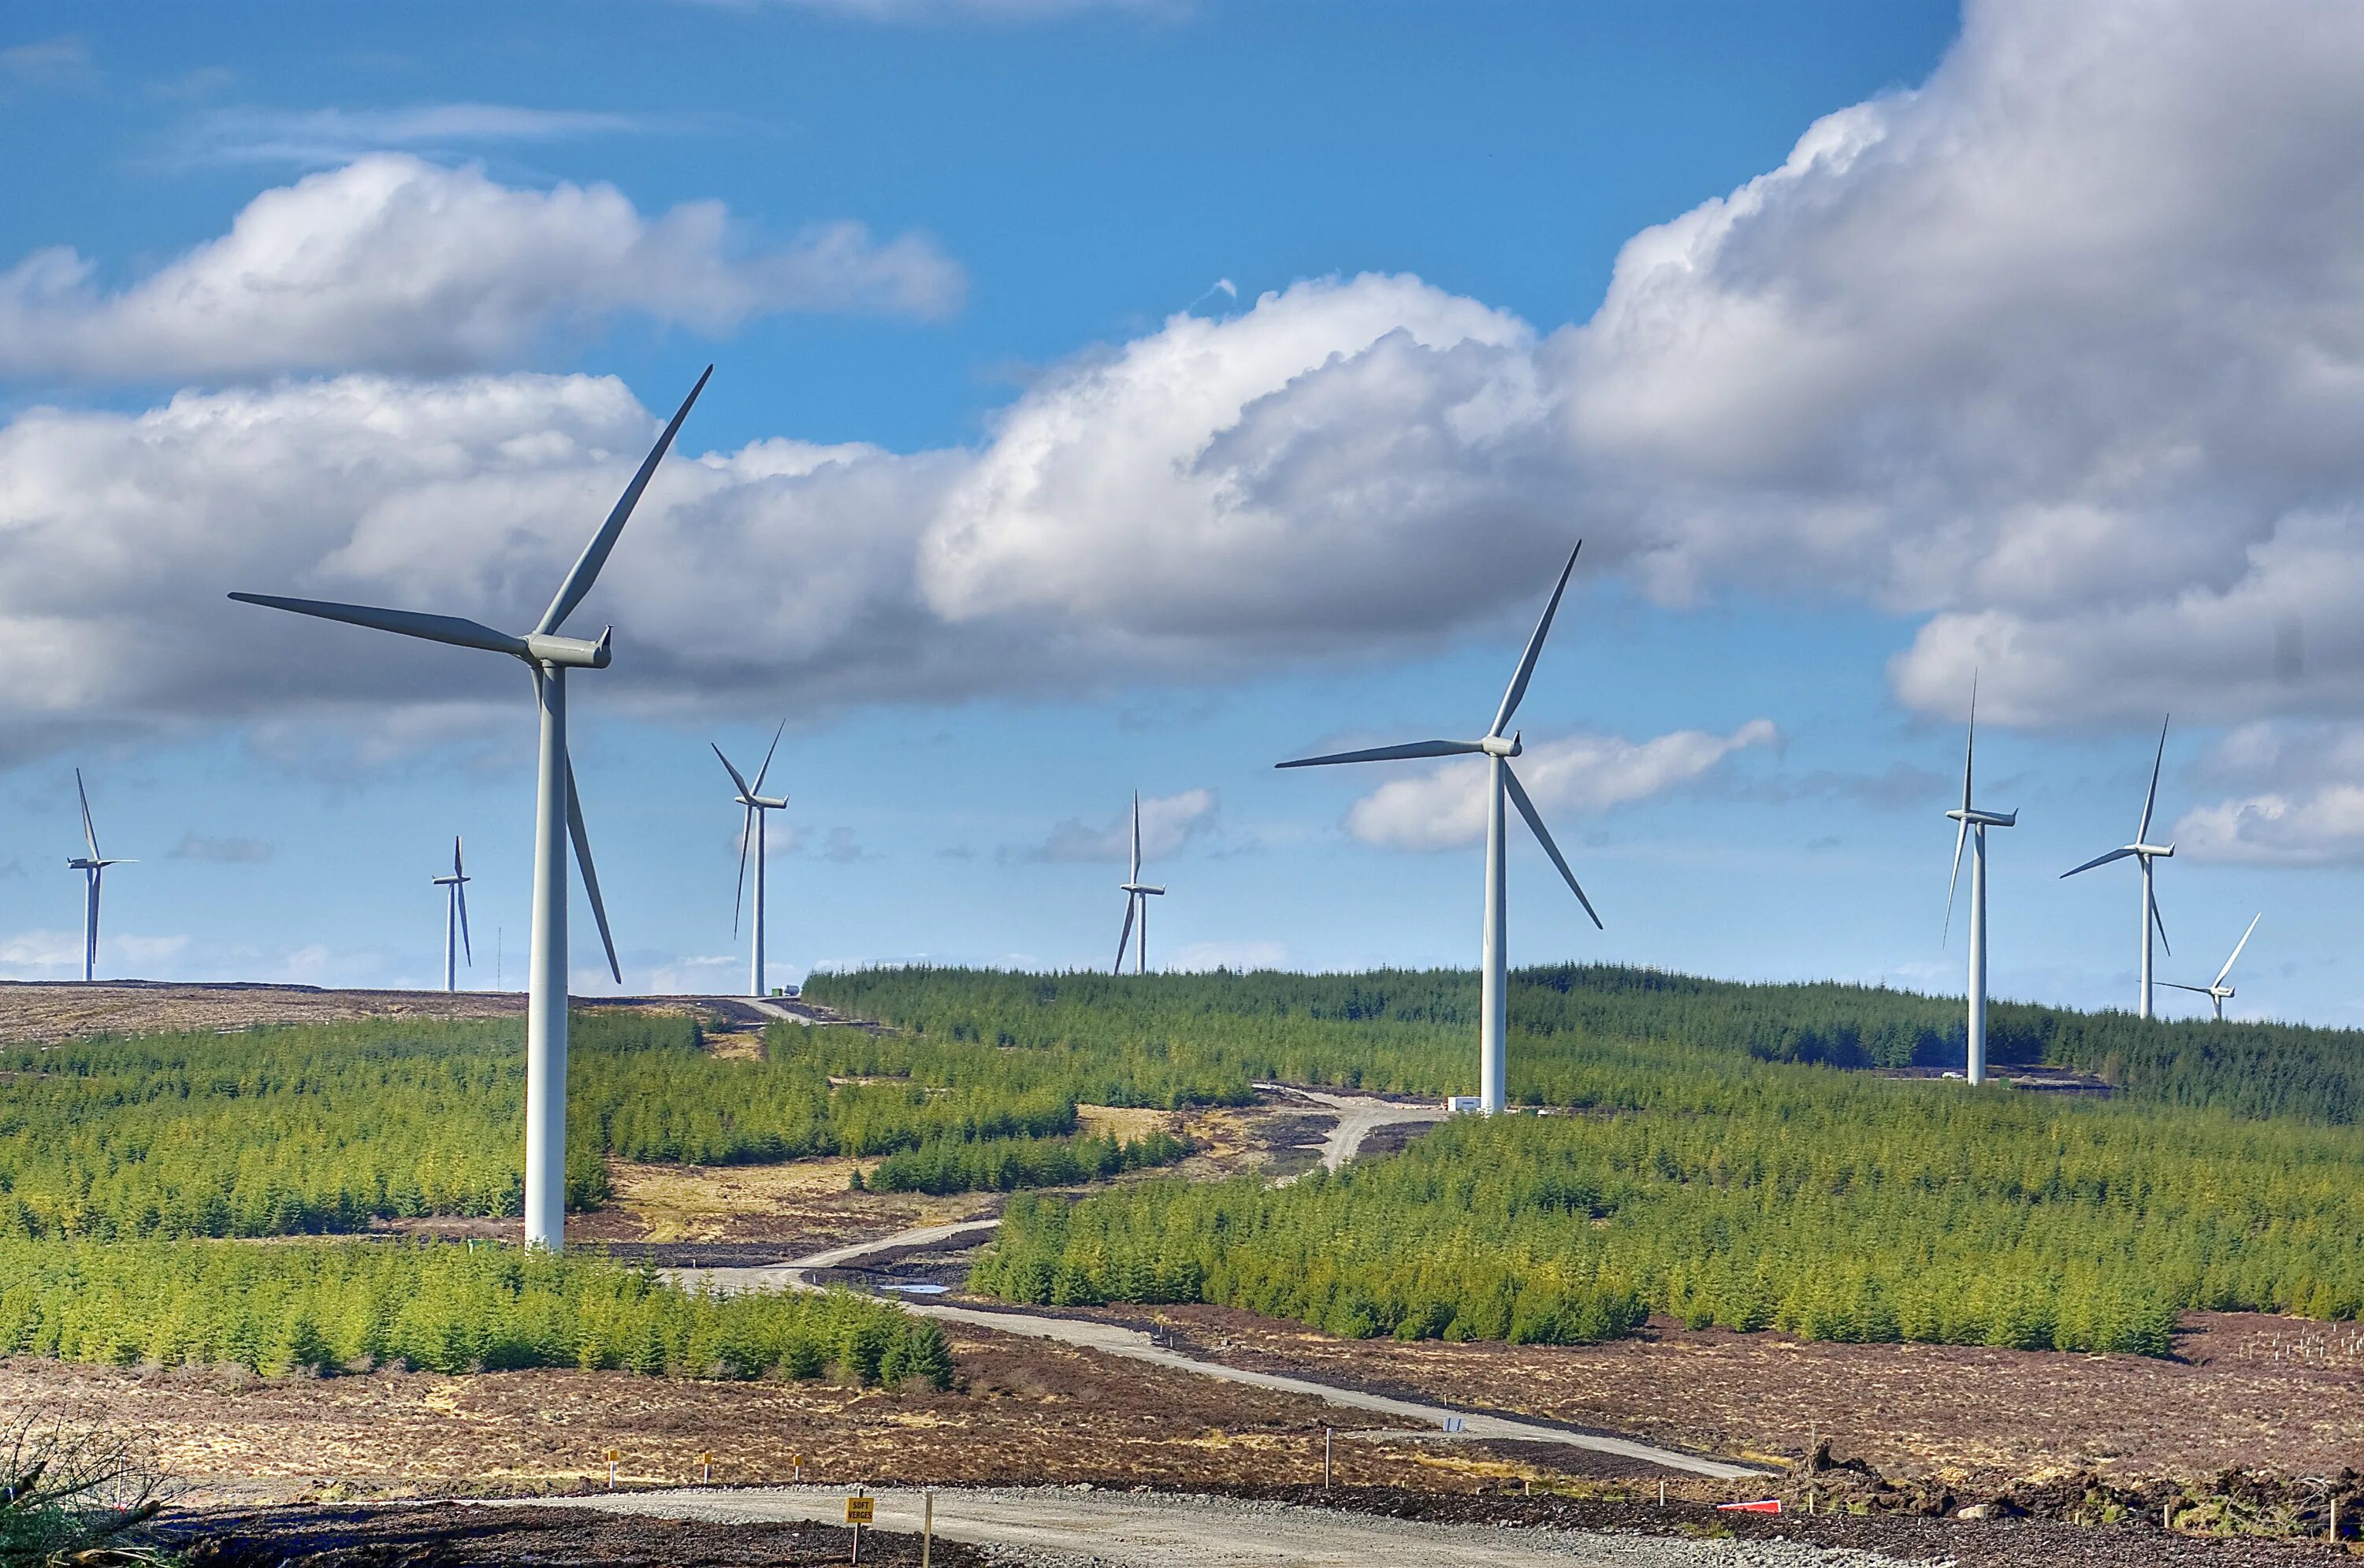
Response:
[67, 768, 133, 983]
[1114, 790, 1166, 974]
[432, 835, 473, 971]
[229, 365, 711, 983]
[1942, 678, 2016, 942]
[2161, 912, 2262, 1020]
[1276, 541, 1602, 930]
[714, 720, 790, 935]
[2061, 715, 2176, 957]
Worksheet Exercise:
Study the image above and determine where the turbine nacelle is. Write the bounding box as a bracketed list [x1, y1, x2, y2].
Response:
[1478, 733, 1521, 759]
[1945, 808, 2017, 828]
[522, 629, 612, 669]
[1121, 882, 1166, 897]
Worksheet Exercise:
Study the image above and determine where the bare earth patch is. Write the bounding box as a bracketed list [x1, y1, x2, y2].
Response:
[1078, 1304, 2364, 1487]
[573, 1157, 992, 1250]
[0, 1333, 1546, 1507]
[0, 983, 527, 1044]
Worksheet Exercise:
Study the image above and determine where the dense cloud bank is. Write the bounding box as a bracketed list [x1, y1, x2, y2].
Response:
[10, 0, 2364, 845]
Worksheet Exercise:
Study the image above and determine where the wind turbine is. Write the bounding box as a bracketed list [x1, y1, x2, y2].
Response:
[65, 769, 132, 983]
[2061, 716, 2176, 1019]
[1277, 541, 1600, 1116]
[1942, 680, 2016, 1087]
[2163, 913, 2261, 1022]
[432, 836, 473, 994]
[713, 721, 789, 999]
[231, 366, 712, 1252]
[1113, 790, 1165, 975]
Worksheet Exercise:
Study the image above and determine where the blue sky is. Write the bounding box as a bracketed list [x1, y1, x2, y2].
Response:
[6, 0, 2364, 1027]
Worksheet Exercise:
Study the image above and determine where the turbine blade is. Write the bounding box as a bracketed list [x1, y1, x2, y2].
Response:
[733, 804, 753, 935]
[711, 742, 756, 801]
[1131, 790, 1142, 881]
[453, 834, 465, 878]
[456, 878, 474, 968]
[1962, 674, 1977, 816]
[2158, 982, 2210, 994]
[1504, 764, 1603, 930]
[1943, 816, 1969, 945]
[1113, 894, 1137, 975]
[75, 768, 98, 860]
[537, 366, 712, 636]
[565, 758, 622, 985]
[229, 593, 530, 659]
[2215, 912, 2262, 989]
[2137, 715, 2169, 844]
[1275, 738, 1484, 768]
[2060, 846, 2135, 879]
[2151, 889, 2171, 958]
[1491, 541, 1582, 739]
[750, 718, 787, 796]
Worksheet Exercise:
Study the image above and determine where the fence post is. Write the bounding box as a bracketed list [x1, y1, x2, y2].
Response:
[924, 1488, 934, 1568]
[1324, 1429, 1333, 1488]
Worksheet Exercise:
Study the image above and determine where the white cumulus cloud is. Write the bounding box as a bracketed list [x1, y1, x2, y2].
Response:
[0, 154, 963, 381]
[2173, 721, 2364, 864]
[1344, 721, 1779, 852]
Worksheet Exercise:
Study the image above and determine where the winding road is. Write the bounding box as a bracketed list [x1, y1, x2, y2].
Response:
[664, 1087, 1759, 1482]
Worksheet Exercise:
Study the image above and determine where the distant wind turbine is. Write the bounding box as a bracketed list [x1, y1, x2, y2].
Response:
[2061, 716, 2176, 1019]
[2162, 913, 2262, 1022]
[66, 769, 132, 983]
[713, 721, 789, 998]
[1277, 541, 1600, 1116]
[231, 365, 712, 1251]
[433, 836, 472, 993]
[1113, 791, 1165, 975]
[1942, 680, 2015, 1087]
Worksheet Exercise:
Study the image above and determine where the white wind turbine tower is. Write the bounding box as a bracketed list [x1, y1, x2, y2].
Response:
[2061, 716, 2176, 1019]
[1113, 790, 1165, 975]
[2162, 913, 2262, 1022]
[66, 769, 132, 983]
[432, 836, 472, 993]
[713, 721, 789, 998]
[1277, 542, 1600, 1116]
[232, 366, 712, 1252]
[1942, 681, 2015, 1087]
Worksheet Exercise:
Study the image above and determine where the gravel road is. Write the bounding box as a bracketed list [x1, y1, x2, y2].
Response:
[1254, 1083, 1449, 1173]
[536, 1487, 1922, 1568]
[669, 1225, 1763, 1481]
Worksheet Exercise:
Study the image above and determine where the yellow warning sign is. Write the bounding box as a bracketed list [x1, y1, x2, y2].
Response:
[845, 1495, 875, 1525]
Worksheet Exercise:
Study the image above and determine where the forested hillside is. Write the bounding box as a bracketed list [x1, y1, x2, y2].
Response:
[0, 1010, 1165, 1237]
[808, 964, 2364, 1355]
[806, 963, 2364, 1124]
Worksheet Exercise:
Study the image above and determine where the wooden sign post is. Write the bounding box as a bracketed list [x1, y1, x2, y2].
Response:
[845, 1492, 874, 1564]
